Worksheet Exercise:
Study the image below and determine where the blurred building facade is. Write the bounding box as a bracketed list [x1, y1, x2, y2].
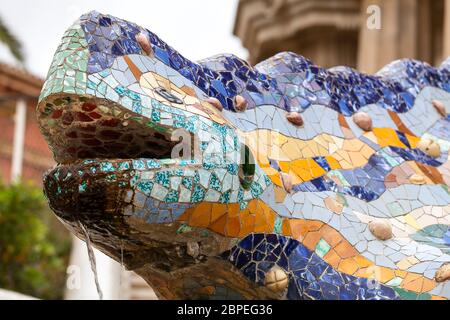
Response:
[234, 0, 450, 73]
[0, 61, 156, 299]
[0, 63, 53, 185]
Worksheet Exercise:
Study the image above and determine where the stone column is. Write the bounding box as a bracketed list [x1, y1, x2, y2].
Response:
[444, 0, 450, 58]
[357, 0, 419, 73]
[11, 99, 26, 182]
[64, 236, 124, 300]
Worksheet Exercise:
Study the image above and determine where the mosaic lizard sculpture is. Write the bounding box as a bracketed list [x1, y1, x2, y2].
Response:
[38, 11, 450, 300]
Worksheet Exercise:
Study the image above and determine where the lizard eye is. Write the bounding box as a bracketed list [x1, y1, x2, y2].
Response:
[239, 144, 255, 189]
[155, 87, 183, 104]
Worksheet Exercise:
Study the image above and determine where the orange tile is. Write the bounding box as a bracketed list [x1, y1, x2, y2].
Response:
[288, 220, 307, 241]
[320, 225, 343, 247]
[406, 134, 420, 148]
[180, 85, 196, 97]
[278, 161, 291, 173]
[246, 200, 259, 214]
[177, 209, 191, 222]
[124, 56, 142, 79]
[354, 255, 373, 268]
[338, 258, 359, 275]
[210, 203, 228, 223]
[281, 219, 292, 236]
[265, 169, 283, 187]
[402, 276, 424, 292]
[334, 241, 358, 259]
[239, 213, 255, 236]
[254, 209, 273, 233]
[303, 231, 322, 249]
[323, 249, 342, 267]
[431, 295, 446, 300]
[289, 220, 324, 242]
[225, 216, 241, 237]
[421, 278, 437, 293]
[354, 267, 372, 278]
[338, 114, 350, 129]
[209, 214, 227, 235]
[378, 267, 395, 283]
[227, 203, 241, 218]
[388, 110, 415, 136]
[326, 156, 342, 170]
[394, 270, 408, 278]
[416, 162, 444, 184]
[189, 202, 212, 227]
[263, 206, 276, 231]
[372, 128, 407, 148]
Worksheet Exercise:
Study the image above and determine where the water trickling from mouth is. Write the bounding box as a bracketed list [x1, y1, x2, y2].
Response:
[77, 219, 104, 300]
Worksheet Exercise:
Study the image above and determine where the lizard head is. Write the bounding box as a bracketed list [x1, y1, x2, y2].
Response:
[37, 11, 273, 287]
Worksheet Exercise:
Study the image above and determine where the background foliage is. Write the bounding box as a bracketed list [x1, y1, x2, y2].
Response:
[0, 180, 71, 299]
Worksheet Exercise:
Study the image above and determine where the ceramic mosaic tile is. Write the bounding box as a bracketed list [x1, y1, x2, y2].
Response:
[38, 11, 450, 300]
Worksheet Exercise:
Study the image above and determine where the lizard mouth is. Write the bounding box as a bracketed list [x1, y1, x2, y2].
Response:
[38, 94, 182, 164]
[38, 93, 206, 266]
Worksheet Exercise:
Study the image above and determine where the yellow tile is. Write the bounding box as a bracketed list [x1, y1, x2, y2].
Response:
[404, 214, 421, 230]
[354, 255, 373, 268]
[406, 134, 420, 148]
[396, 257, 412, 270]
[394, 270, 407, 278]
[326, 156, 342, 170]
[372, 128, 407, 148]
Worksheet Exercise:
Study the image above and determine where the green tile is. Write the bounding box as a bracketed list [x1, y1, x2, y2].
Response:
[315, 238, 331, 258]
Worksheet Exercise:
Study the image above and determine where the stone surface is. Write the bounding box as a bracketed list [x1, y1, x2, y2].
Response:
[205, 97, 223, 111]
[369, 220, 393, 240]
[409, 173, 426, 185]
[135, 33, 153, 56]
[286, 112, 304, 126]
[186, 241, 200, 258]
[435, 264, 450, 282]
[265, 266, 288, 292]
[352, 111, 372, 131]
[234, 95, 248, 112]
[417, 139, 441, 158]
[432, 99, 447, 117]
[280, 172, 292, 193]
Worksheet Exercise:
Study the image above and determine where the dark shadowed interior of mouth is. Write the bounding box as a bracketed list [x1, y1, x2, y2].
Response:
[39, 94, 193, 164]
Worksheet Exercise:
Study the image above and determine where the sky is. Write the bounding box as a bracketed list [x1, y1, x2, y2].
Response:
[0, 0, 248, 78]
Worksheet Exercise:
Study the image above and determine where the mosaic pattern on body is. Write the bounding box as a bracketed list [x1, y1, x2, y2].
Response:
[38, 11, 450, 300]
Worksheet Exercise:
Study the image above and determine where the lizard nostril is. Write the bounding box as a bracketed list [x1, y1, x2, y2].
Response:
[155, 87, 183, 104]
